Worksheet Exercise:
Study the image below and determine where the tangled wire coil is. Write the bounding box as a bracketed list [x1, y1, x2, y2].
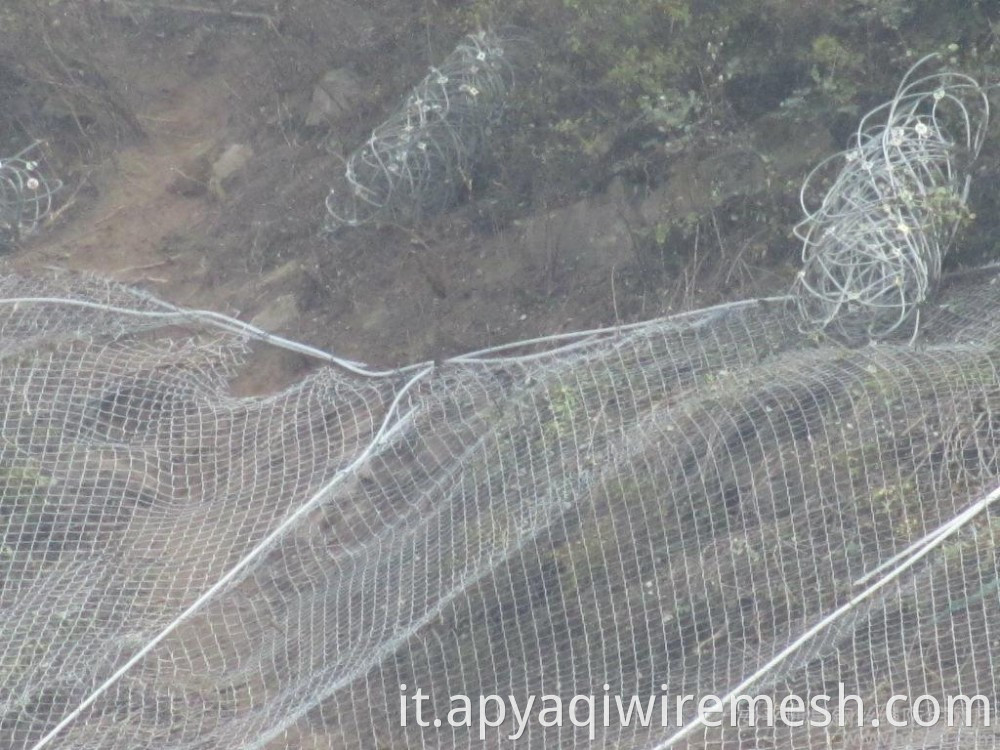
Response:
[0, 141, 61, 249]
[325, 30, 513, 231]
[792, 55, 989, 341]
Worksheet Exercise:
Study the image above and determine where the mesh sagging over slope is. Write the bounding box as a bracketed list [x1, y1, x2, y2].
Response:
[1, 271, 1000, 749]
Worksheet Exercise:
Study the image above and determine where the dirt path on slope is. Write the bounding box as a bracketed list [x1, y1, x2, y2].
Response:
[12, 70, 232, 309]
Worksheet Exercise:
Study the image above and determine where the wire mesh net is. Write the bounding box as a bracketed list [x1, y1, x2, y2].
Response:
[0, 143, 62, 249]
[1, 264, 1000, 749]
[324, 30, 514, 231]
[792, 56, 989, 342]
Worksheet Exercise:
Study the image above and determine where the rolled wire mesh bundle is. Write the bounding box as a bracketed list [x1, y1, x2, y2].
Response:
[792, 55, 989, 341]
[325, 30, 513, 230]
[0, 142, 62, 248]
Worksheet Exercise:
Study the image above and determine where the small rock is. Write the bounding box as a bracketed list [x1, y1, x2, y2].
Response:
[166, 147, 213, 197]
[251, 294, 299, 331]
[520, 185, 634, 272]
[305, 68, 364, 127]
[209, 143, 253, 200]
[212, 143, 253, 184]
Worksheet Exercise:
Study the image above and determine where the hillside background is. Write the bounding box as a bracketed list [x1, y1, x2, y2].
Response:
[0, 0, 998, 375]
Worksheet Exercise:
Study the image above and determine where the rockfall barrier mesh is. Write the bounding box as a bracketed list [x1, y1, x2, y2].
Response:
[1, 266, 1000, 749]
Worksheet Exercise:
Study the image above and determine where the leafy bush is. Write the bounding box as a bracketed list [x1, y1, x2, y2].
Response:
[437, 0, 997, 220]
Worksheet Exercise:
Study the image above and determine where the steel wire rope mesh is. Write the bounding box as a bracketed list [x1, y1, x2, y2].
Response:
[324, 30, 514, 231]
[1, 270, 1000, 749]
[792, 55, 989, 342]
[0, 142, 62, 248]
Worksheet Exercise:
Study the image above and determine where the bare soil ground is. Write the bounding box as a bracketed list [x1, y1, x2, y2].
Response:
[13, 69, 227, 304]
